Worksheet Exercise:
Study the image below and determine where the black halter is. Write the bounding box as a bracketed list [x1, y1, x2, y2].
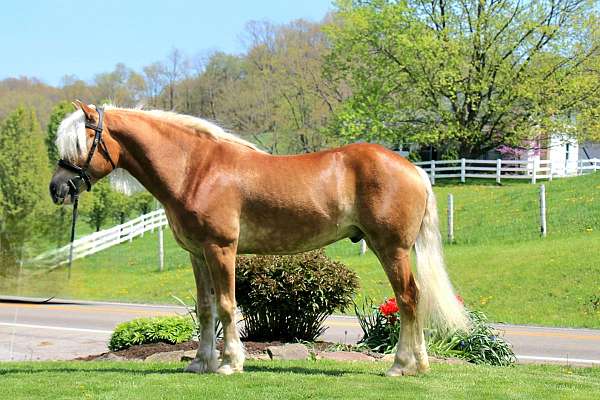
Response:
[57, 106, 116, 278]
[57, 107, 116, 194]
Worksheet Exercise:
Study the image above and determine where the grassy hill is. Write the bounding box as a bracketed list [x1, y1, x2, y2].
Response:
[11, 173, 600, 328]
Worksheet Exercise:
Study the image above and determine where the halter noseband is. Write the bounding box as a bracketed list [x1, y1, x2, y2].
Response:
[57, 107, 116, 194]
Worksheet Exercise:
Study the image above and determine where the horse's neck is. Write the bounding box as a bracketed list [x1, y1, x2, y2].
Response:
[108, 111, 213, 205]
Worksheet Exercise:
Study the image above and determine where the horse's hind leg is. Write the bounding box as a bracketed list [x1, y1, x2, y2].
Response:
[372, 245, 429, 376]
[184, 254, 219, 373]
[203, 242, 245, 375]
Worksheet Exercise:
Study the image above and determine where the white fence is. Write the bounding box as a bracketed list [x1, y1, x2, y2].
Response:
[415, 158, 600, 185]
[576, 158, 600, 175]
[30, 209, 168, 267]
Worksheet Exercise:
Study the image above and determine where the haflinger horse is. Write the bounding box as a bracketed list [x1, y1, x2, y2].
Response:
[49, 101, 468, 376]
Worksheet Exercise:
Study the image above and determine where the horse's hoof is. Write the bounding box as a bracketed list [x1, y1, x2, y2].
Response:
[184, 358, 217, 374]
[386, 365, 418, 377]
[417, 363, 430, 373]
[216, 364, 243, 375]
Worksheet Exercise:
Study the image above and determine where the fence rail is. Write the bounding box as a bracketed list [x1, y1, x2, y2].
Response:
[414, 158, 599, 184]
[29, 209, 168, 267]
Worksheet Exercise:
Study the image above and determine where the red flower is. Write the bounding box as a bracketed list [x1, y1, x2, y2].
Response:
[379, 298, 400, 316]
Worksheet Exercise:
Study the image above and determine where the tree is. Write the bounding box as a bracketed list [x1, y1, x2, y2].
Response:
[110, 191, 134, 225]
[132, 191, 155, 216]
[326, 0, 600, 158]
[93, 63, 147, 107]
[0, 107, 52, 273]
[83, 180, 113, 232]
[143, 63, 167, 108]
[46, 101, 72, 167]
[162, 48, 187, 110]
[197, 20, 340, 154]
[0, 77, 63, 128]
[60, 75, 96, 104]
[266, 19, 341, 153]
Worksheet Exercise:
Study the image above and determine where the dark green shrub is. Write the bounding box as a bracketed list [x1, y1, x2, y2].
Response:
[108, 316, 194, 351]
[235, 249, 359, 342]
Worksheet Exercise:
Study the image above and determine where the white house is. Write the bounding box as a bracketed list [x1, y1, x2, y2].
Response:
[522, 135, 600, 177]
[526, 135, 580, 177]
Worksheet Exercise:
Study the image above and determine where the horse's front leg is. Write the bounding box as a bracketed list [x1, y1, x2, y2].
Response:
[203, 241, 245, 375]
[184, 254, 219, 373]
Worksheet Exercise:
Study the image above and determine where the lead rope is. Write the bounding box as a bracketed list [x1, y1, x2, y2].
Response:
[67, 192, 79, 280]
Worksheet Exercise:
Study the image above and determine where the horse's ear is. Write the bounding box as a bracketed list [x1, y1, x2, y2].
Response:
[76, 100, 97, 121]
[71, 101, 81, 110]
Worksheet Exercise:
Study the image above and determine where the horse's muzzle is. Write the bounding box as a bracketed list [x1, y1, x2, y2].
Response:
[49, 180, 71, 205]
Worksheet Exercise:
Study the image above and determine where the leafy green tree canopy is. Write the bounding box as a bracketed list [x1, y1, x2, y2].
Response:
[0, 107, 52, 268]
[46, 101, 73, 167]
[83, 180, 113, 232]
[326, 0, 600, 158]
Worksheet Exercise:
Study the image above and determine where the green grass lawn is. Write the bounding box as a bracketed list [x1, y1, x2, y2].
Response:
[1, 361, 599, 400]
[7, 173, 600, 328]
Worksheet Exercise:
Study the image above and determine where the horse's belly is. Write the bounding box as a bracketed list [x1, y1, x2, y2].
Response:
[237, 218, 357, 255]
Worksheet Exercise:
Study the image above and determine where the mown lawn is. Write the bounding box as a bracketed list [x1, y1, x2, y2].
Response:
[1, 361, 599, 400]
[8, 173, 600, 328]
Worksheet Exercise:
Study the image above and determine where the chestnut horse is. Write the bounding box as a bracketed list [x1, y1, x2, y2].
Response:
[49, 102, 467, 376]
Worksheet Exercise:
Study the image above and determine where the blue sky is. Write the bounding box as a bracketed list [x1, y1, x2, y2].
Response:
[0, 0, 333, 86]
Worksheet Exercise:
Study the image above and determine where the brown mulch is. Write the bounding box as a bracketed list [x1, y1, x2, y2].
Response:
[75, 340, 463, 364]
[75, 341, 198, 361]
[75, 339, 339, 361]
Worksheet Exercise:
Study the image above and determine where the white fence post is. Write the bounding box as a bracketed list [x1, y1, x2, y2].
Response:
[447, 194, 454, 243]
[540, 184, 547, 237]
[359, 239, 367, 256]
[460, 158, 466, 183]
[496, 159, 501, 184]
[531, 159, 537, 184]
[548, 161, 553, 181]
[158, 226, 164, 272]
[430, 160, 436, 185]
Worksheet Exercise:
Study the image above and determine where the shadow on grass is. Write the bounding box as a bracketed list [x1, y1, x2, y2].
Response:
[0, 363, 378, 378]
[244, 364, 367, 376]
[0, 366, 180, 376]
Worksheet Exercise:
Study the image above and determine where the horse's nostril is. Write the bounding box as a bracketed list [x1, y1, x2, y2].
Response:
[49, 181, 65, 204]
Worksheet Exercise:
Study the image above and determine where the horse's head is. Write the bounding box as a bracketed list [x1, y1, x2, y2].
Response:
[49, 101, 120, 205]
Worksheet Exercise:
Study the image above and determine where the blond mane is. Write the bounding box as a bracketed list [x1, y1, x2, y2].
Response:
[107, 106, 264, 152]
[55, 105, 264, 196]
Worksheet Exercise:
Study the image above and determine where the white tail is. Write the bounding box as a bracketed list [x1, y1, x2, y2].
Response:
[414, 167, 469, 332]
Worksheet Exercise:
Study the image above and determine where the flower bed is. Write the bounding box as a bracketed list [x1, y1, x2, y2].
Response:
[355, 296, 516, 366]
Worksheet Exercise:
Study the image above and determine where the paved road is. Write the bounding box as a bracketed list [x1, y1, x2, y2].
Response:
[1, 297, 599, 366]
